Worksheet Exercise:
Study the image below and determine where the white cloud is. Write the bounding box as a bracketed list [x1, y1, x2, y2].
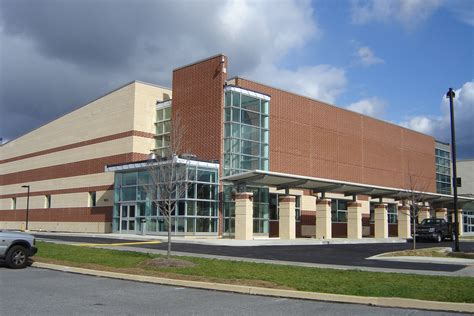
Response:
[246, 64, 347, 104]
[355, 46, 384, 66]
[447, 0, 474, 27]
[399, 115, 438, 135]
[399, 81, 474, 158]
[347, 97, 387, 118]
[351, 0, 443, 28]
[1, 1, 350, 139]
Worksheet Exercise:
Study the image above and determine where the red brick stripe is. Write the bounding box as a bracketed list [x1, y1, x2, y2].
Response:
[0, 153, 148, 186]
[0, 130, 154, 164]
[0, 185, 114, 199]
[0, 206, 112, 222]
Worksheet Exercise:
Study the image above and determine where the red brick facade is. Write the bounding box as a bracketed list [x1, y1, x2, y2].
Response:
[172, 54, 227, 161]
[0, 206, 112, 222]
[234, 77, 436, 192]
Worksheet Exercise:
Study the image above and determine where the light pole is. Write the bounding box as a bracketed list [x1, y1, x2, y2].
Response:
[21, 185, 30, 231]
[446, 88, 460, 252]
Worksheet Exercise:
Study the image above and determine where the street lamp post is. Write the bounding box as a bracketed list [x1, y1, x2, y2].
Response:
[446, 88, 460, 252]
[21, 185, 30, 231]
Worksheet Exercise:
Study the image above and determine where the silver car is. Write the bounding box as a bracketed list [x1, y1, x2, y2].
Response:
[0, 231, 38, 269]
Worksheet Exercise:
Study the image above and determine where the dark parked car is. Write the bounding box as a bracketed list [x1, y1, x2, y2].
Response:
[0, 231, 37, 269]
[415, 218, 454, 242]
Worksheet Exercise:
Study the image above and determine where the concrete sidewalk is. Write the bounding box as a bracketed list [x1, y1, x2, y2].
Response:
[32, 262, 474, 314]
[31, 231, 407, 246]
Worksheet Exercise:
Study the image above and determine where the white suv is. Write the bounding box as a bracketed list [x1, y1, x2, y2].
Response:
[0, 231, 38, 269]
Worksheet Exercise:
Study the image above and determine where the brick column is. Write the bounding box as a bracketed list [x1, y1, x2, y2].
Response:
[435, 208, 447, 220]
[397, 205, 411, 238]
[374, 204, 388, 239]
[316, 199, 331, 239]
[234, 192, 253, 240]
[279, 196, 296, 240]
[418, 206, 431, 223]
[347, 202, 362, 239]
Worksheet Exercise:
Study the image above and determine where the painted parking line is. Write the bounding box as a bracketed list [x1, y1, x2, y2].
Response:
[77, 241, 161, 247]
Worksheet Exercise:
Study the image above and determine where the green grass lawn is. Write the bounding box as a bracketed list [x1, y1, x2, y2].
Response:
[35, 241, 474, 303]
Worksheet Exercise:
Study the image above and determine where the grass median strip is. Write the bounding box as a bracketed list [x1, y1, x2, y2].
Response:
[381, 247, 474, 259]
[35, 241, 474, 303]
[76, 241, 161, 247]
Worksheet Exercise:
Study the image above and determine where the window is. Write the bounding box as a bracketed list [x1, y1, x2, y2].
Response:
[269, 193, 301, 221]
[11, 197, 16, 210]
[223, 88, 270, 176]
[155, 102, 172, 157]
[331, 199, 348, 223]
[387, 204, 398, 224]
[89, 191, 97, 207]
[435, 146, 451, 195]
[113, 164, 219, 235]
[45, 195, 51, 208]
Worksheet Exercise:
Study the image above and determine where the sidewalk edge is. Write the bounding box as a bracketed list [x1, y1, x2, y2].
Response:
[32, 262, 474, 313]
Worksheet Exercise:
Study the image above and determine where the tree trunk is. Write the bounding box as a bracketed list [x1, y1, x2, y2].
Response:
[412, 209, 416, 250]
[167, 213, 172, 259]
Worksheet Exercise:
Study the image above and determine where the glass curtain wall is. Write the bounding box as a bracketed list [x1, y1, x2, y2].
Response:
[223, 87, 270, 235]
[331, 199, 348, 223]
[223, 89, 269, 176]
[155, 101, 172, 157]
[435, 147, 452, 195]
[113, 163, 219, 235]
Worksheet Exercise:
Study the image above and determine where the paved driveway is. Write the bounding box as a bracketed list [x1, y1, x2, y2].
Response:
[35, 234, 473, 272]
[0, 268, 467, 316]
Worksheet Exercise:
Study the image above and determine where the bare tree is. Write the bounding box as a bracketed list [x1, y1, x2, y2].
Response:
[399, 170, 431, 250]
[140, 114, 191, 259]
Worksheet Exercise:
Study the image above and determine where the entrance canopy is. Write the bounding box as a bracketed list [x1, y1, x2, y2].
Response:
[222, 170, 474, 209]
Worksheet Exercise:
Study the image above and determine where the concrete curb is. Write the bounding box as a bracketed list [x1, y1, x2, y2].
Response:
[368, 254, 474, 265]
[32, 262, 474, 313]
[31, 232, 407, 246]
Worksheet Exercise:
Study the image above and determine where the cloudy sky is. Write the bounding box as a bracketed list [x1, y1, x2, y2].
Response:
[0, 0, 473, 158]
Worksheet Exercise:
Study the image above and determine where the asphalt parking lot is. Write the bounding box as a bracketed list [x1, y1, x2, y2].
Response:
[35, 234, 473, 272]
[0, 268, 468, 316]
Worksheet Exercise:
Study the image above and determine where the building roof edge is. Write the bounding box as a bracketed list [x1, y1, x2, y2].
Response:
[2, 80, 171, 146]
[234, 76, 436, 141]
[173, 53, 225, 72]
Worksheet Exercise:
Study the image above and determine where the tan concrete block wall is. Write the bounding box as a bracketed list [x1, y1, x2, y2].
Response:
[2, 137, 135, 173]
[133, 82, 172, 135]
[49, 192, 89, 208]
[0, 198, 15, 210]
[1, 173, 114, 196]
[359, 200, 370, 215]
[301, 195, 316, 212]
[132, 135, 155, 156]
[1, 83, 137, 160]
[96, 190, 114, 207]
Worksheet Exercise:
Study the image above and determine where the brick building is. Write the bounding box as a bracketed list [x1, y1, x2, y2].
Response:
[1, 54, 472, 238]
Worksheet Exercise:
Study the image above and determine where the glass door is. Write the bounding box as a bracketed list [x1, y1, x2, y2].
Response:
[464, 211, 474, 234]
[120, 204, 136, 233]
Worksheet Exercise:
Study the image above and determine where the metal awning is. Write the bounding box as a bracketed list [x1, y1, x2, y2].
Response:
[221, 170, 474, 208]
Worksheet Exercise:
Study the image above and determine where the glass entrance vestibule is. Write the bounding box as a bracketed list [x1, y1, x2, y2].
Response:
[111, 159, 219, 236]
